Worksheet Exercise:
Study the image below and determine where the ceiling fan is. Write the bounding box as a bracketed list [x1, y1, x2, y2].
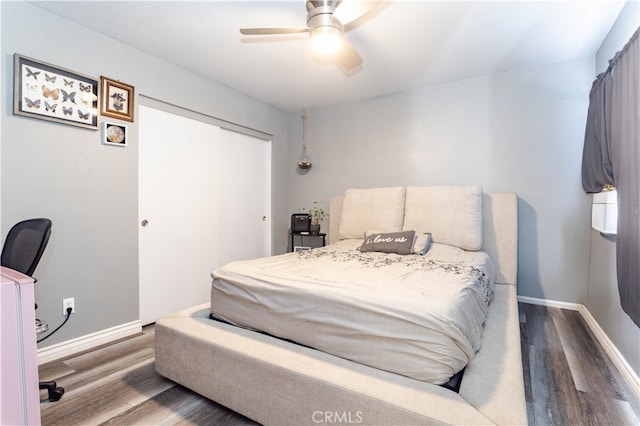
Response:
[240, 0, 381, 69]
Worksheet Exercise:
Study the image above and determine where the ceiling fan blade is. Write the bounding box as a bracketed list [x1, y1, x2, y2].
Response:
[240, 27, 309, 35]
[333, 0, 382, 28]
[338, 38, 363, 70]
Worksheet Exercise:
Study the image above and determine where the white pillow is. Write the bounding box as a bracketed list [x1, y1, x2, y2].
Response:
[412, 232, 432, 255]
[338, 187, 406, 240]
[403, 186, 483, 251]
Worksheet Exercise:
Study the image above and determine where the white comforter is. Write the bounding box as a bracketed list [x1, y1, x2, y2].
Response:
[210, 239, 495, 384]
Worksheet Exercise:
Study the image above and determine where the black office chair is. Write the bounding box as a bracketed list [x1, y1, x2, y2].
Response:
[1, 218, 65, 402]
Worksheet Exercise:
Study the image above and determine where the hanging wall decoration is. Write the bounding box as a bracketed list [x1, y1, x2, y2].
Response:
[100, 76, 135, 122]
[297, 109, 312, 170]
[13, 54, 99, 130]
[102, 122, 128, 146]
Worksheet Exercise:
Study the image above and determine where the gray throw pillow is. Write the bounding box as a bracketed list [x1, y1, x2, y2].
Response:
[360, 230, 416, 255]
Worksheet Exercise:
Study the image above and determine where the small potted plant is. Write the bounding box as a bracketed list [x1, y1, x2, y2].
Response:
[303, 201, 328, 235]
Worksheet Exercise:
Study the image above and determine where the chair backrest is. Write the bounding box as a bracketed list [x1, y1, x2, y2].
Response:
[1, 218, 52, 277]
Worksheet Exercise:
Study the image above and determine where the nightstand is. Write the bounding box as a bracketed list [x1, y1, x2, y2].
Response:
[289, 231, 326, 252]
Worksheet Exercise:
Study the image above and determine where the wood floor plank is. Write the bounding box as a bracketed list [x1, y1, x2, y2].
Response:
[525, 304, 577, 424]
[40, 348, 155, 406]
[63, 329, 154, 371]
[38, 361, 76, 383]
[551, 308, 592, 393]
[519, 303, 534, 404]
[171, 399, 259, 426]
[561, 309, 633, 401]
[578, 389, 640, 426]
[109, 360, 177, 406]
[520, 303, 640, 426]
[41, 361, 177, 426]
[610, 397, 640, 425]
[41, 378, 137, 426]
[523, 303, 563, 351]
[101, 385, 204, 425]
[101, 385, 259, 426]
[529, 344, 578, 425]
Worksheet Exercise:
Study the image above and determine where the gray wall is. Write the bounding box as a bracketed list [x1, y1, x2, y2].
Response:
[586, 1, 639, 375]
[1, 1, 289, 347]
[289, 57, 594, 305]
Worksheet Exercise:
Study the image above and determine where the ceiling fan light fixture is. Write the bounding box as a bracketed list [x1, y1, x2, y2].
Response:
[239, 0, 374, 69]
[310, 25, 343, 55]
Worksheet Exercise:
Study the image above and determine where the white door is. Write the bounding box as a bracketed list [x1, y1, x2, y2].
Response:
[138, 105, 271, 325]
[139, 105, 221, 325]
[218, 129, 272, 265]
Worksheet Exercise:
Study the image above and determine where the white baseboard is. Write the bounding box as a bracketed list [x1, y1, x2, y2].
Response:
[518, 296, 640, 401]
[518, 295, 580, 311]
[37, 320, 142, 365]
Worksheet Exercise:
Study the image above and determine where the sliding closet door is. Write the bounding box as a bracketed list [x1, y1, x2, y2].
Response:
[138, 105, 222, 325]
[218, 129, 272, 265]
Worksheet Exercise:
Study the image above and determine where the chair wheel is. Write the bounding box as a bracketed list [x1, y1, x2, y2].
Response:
[41, 381, 65, 402]
[48, 387, 64, 402]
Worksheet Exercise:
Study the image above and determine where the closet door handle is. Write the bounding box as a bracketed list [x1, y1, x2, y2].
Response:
[141, 219, 149, 227]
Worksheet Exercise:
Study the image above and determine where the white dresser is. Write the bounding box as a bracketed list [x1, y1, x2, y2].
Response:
[1, 266, 41, 425]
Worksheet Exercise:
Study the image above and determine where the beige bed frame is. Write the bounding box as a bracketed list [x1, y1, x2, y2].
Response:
[155, 192, 527, 425]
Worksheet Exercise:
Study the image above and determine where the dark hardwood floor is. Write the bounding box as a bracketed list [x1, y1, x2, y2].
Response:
[39, 303, 639, 425]
[520, 303, 639, 425]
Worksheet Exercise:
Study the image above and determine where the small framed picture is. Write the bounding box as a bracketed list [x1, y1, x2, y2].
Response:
[294, 246, 311, 252]
[102, 122, 127, 146]
[100, 76, 134, 122]
[13, 54, 99, 130]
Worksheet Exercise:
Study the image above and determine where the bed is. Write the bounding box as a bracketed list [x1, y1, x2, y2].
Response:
[155, 186, 527, 425]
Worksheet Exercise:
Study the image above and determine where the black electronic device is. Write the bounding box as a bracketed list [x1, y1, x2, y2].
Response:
[291, 213, 310, 233]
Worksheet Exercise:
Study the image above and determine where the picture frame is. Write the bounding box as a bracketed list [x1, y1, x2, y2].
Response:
[100, 76, 134, 122]
[13, 54, 99, 130]
[102, 122, 127, 146]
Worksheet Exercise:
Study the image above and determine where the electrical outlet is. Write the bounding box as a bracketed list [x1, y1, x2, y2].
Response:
[62, 297, 75, 315]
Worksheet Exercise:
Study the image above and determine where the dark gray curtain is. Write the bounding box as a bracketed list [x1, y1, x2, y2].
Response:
[581, 71, 613, 193]
[582, 27, 640, 327]
[610, 29, 639, 327]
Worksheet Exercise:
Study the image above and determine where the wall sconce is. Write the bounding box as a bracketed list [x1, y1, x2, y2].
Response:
[298, 109, 312, 170]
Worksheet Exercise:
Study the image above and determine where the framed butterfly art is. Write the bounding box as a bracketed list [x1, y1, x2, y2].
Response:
[100, 76, 134, 122]
[13, 54, 99, 130]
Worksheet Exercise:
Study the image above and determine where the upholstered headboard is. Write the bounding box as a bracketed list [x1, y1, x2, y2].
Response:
[328, 191, 518, 286]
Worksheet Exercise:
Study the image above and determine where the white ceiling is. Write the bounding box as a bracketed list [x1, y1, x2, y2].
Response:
[30, 0, 625, 112]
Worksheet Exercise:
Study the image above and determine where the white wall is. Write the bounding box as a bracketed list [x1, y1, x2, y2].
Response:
[289, 57, 594, 304]
[587, 0, 639, 375]
[1, 1, 289, 347]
